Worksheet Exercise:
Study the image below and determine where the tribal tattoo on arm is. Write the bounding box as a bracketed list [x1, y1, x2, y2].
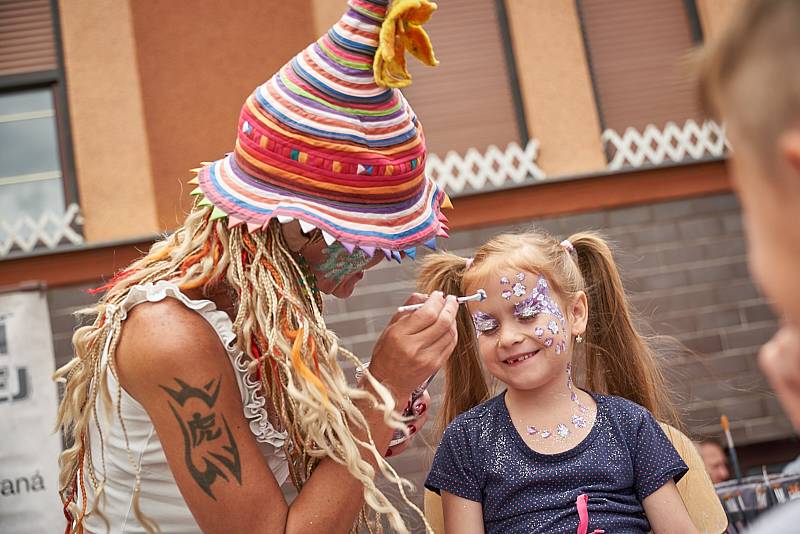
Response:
[159, 376, 242, 499]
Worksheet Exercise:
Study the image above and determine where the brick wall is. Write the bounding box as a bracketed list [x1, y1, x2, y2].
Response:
[43, 192, 793, 519]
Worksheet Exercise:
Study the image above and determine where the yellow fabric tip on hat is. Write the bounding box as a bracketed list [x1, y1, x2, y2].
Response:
[189, 186, 203, 197]
[441, 194, 453, 210]
[200, 161, 212, 165]
[374, 0, 439, 89]
[190, 167, 202, 174]
[197, 197, 213, 208]
[188, 177, 200, 185]
[209, 205, 227, 221]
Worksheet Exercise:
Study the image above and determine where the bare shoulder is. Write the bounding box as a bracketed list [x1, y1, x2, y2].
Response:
[114, 297, 230, 400]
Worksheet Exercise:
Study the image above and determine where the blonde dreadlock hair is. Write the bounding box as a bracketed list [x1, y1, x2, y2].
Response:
[54, 203, 429, 533]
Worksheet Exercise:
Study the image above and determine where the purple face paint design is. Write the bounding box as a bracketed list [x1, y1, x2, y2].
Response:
[544, 337, 553, 347]
[572, 414, 587, 428]
[513, 275, 566, 326]
[512, 282, 526, 297]
[548, 320, 559, 335]
[472, 311, 498, 336]
[500, 276, 510, 285]
[534, 326, 544, 337]
[526, 425, 538, 435]
[501, 289, 512, 300]
[555, 343, 562, 355]
[516, 272, 525, 282]
[556, 424, 570, 439]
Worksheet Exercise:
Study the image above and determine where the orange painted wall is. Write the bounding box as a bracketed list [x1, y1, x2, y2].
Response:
[128, 0, 317, 231]
[59, 0, 160, 242]
[504, 0, 607, 176]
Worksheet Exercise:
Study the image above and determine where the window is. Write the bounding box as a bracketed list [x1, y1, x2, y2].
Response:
[0, 88, 65, 222]
[577, 0, 704, 133]
[0, 0, 79, 255]
[401, 0, 527, 156]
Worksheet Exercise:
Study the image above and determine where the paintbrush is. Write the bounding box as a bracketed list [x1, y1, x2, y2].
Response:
[721, 415, 744, 482]
[397, 289, 487, 312]
[722, 415, 749, 526]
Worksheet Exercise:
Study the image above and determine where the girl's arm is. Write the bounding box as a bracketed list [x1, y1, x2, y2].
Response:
[441, 491, 485, 534]
[642, 480, 698, 534]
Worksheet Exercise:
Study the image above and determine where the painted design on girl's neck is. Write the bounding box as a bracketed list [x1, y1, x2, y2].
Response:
[513, 275, 566, 326]
[525, 363, 591, 440]
[318, 242, 372, 283]
[472, 311, 497, 336]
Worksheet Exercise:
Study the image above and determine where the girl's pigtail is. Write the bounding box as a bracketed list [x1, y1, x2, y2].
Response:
[569, 232, 680, 427]
[417, 253, 490, 438]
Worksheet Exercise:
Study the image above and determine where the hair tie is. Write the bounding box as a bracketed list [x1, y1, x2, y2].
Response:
[465, 257, 474, 269]
[560, 239, 575, 253]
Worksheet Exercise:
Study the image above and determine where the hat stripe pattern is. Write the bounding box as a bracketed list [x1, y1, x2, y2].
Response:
[196, 0, 449, 255]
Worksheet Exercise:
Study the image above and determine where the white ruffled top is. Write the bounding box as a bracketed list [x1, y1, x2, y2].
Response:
[83, 281, 289, 533]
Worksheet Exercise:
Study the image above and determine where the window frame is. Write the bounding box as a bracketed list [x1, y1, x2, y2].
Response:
[0, 0, 80, 236]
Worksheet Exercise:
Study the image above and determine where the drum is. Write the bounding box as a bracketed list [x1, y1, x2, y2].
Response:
[715, 474, 800, 533]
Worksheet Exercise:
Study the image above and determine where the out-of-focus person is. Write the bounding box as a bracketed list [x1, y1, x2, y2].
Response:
[695, 440, 730, 485]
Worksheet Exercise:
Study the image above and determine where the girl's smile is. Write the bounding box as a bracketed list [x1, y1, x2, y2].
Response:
[502, 349, 540, 366]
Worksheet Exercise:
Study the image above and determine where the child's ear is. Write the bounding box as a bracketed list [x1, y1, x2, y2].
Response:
[569, 291, 589, 336]
[779, 130, 800, 179]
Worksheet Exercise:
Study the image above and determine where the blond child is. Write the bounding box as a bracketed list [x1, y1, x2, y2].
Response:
[420, 231, 697, 534]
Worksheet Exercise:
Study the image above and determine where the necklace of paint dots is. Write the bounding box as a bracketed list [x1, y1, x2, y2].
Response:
[523, 363, 592, 440]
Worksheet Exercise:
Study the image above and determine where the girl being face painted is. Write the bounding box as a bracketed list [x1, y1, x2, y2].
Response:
[468, 270, 573, 392]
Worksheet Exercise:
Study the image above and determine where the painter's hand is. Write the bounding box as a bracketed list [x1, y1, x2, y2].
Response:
[759, 324, 800, 431]
[369, 291, 458, 402]
[385, 390, 430, 457]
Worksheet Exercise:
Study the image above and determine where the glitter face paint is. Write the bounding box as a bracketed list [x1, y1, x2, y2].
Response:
[513, 275, 566, 326]
[472, 311, 498, 336]
[475, 273, 569, 355]
[317, 242, 373, 283]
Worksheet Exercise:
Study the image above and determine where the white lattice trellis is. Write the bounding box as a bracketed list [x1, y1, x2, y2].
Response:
[602, 120, 728, 171]
[426, 139, 545, 195]
[0, 203, 84, 256]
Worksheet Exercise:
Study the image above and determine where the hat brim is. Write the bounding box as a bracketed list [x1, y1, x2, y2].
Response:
[197, 153, 448, 255]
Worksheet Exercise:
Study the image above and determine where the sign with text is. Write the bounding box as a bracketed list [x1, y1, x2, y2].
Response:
[0, 289, 63, 531]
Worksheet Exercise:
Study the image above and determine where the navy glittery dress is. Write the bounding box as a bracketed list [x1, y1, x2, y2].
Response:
[425, 391, 687, 534]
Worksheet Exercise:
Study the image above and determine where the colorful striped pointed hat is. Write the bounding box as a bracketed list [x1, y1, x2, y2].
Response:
[191, 0, 452, 260]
